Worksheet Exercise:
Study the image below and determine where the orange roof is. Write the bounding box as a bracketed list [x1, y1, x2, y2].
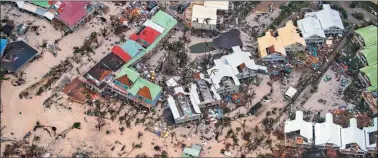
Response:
[62, 77, 87, 103]
[138, 86, 152, 100]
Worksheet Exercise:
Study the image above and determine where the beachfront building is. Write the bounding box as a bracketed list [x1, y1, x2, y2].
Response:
[305, 4, 344, 36]
[182, 144, 202, 158]
[358, 64, 377, 88]
[1, 41, 38, 73]
[354, 25, 377, 47]
[297, 16, 326, 44]
[277, 21, 307, 53]
[284, 111, 313, 148]
[167, 86, 202, 124]
[363, 118, 378, 153]
[202, 46, 266, 96]
[258, 20, 306, 61]
[104, 11, 176, 109]
[340, 118, 367, 155]
[0, 39, 8, 58]
[314, 113, 342, 149]
[356, 45, 377, 67]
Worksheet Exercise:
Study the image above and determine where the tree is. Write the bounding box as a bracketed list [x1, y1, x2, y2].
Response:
[119, 126, 125, 135]
[161, 150, 168, 158]
[95, 117, 106, 131]
[200, 18, 211, 36]
[352, 12, 364, 20]
[56, 122, 81, 139]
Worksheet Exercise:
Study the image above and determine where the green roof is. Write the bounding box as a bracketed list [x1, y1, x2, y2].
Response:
[360, 64, 378, 87]
[129, 78, 162, 99]
[116, 67, 139, 82]
[124, 11, 177, 67]
[31, 1, 50, 8]
[355, 25, 377, 47]
[361, 44, 377, 66]
[182, 147, 201, 158]
[366, 85, 377, 92]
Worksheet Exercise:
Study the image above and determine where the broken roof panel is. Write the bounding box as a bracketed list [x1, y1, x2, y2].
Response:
[257, 31, 286, 58]
[138, 27, 161, 45]
[58, 1, 87, 27]
[120, 40, 144, 58]
[62, 77, 87, 103]
[128, 78, 162, 101]
[277, 21, 306, 47]
[314, 113, 342, 147]
[340, 118, 367, 151]
[355, 25, 377, 47]
[86, 62, 112, 81]
[1, 41, 38, 72]
[112, 45, 132, 62]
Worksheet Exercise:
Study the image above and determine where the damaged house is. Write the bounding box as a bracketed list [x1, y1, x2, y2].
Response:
[284, 111, 313, 148]
[167, 86, 202, 124]
[201, 46, 267, 96]
[258, 20, 306, 61]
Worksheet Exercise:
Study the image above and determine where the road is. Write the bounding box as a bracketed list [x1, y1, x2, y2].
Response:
[274, 26, 355, 124]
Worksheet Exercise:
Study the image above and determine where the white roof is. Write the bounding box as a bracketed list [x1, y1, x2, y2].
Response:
[315, 4, 344, 30]
[166, 78, 178, 87]
[341, 118, 367, 151]
[22, 3, 38, 13]
[191, 5, 217, 25]
[143, 20, 165, 33]
[167, 96, 180, 119]
[44, 12, 54, 20]
[285, 87, 298, 98]
[189, 84, 202, 114]
[210, 85, 222, 100]
[284, 111, 313, 143]
[204, 1, 229, 10]
[314, 113, 342, 147]
[363, 117, 378, 149]
[297, 16, 326, 39]
[16, 1, 25, 8]
[207, 60, 240, 89]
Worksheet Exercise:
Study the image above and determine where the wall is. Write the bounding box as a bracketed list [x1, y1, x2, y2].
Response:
[262, 53, 286, 62]
[191, 22, 216, 30]
[305, 35, 325, 44]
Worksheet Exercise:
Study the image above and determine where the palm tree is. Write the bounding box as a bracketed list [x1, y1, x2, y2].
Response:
[200, 18, 211, 36]
[56, 122, 81, 139]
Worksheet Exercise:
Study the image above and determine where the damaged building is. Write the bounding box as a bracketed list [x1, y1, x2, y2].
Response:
[201, 46, 267, 96]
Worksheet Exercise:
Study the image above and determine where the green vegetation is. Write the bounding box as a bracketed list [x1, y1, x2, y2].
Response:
[352, 12, 365, 20]
[271, 1, 310, 27]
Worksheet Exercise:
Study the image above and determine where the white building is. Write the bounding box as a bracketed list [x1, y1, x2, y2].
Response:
[297, 16, 326, 44]
[191, 5, 217, 30]
[284, 87, 297, 99]
[202, 46, 267, 96]
[363, 117, 377, 153]
[306, 4, 345, 35]
[340, 118, 367, 155]
[190, 80, 221, 108]
[167, 86, 202, 124]
[284, 111, 313, 148]
[314, 113, 342, 149]
[298, 4, 344, 44]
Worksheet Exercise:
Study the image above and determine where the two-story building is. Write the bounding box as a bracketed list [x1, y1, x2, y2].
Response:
[314, 113, 342, 149]
[361, 86, 377, 114]
[358, 64, 377, 88]
[297, 16, 326, 44]
[308, 4, 345, 36]
[284, 111, 313, 148]
[354, 25, 377, 48]
[363, 118, 377, 154]
[190, 79, 221, 108]
[167, 86, 202, 124]
[202, 46, 266, 96]
[258, 20, 306, 61]
[340, 118, 367, 155]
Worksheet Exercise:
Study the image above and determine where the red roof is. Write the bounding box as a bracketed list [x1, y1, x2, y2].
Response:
[129, 34, 139, 41]
[58, 2, 87, 27]
[138, 27, 161, 45]
[112, 45, 132, 62]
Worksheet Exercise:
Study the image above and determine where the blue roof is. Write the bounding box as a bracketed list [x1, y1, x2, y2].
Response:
[120, 40, 143, 58]
[1, 41, 37, 72]
[0, 39, 8, 57]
